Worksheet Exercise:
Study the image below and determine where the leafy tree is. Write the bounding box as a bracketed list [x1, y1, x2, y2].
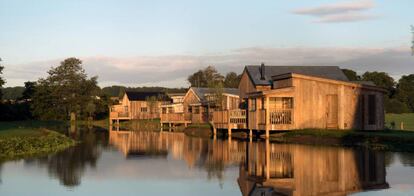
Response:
[224, 72, 241, 88]
[0, 58, 5, 99]
[209, 82, 225, 110]
[32, 58, 100, 121]
[188, 66, 224, 87]
[362, 71, 395, 96]
[341, 69, 361, 81]
[395, 74, 414, 112]
[21, 81, 36, 100]
[85, 102, 96, 120]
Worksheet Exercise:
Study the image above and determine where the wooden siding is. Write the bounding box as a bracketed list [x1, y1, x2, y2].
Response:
[239, 70, 257, 99]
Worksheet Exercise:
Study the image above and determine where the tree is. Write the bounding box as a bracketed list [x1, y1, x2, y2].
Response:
[362, 71, 395, 96]
[187, 66, 224, 87]
[85, 102, 96, 120]
[0, 58, 5, 100]
[395, 74, 414, 112]
[32, 58, 100, 120]
[145, 96, 158, 114]
[341, 69, 361, 81]
[224, 72, 241, 88]
[21, 81, 36, 100]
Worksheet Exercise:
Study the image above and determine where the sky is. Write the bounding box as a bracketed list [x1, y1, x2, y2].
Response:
[0, 0, 413, 87]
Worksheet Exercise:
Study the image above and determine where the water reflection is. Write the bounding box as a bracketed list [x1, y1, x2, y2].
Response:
[25, 125, 109, 186]
[109, 128, 389, 195]
[1, 126, 405, 195]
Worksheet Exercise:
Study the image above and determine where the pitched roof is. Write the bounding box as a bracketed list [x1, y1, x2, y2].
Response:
[245, 65, 349, 86]
[124, 91, 171, 101]
[191, 87, 239, 101]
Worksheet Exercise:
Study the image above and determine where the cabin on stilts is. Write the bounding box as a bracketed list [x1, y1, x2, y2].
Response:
[238, 64, 386, 138]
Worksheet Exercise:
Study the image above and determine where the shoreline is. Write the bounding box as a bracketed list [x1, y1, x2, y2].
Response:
[0, 128, 76, 161]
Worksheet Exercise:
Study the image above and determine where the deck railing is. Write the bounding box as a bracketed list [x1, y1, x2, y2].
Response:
[133, 113, 160, 120]
[229, 110, 247, 124]
[213, 109, 246, 125]
[269, 109, 293, 125]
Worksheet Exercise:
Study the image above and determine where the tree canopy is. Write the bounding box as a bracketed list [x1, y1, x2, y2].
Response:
[0, 58, 5, 99]
[224, 72, 242, 88]
[187, 66, 240, 88]
[341, 69, 361, 81]
[32, 58, 101, 120]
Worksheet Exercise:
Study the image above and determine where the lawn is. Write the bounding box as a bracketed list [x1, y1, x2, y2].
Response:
[385, 113, 414, 131]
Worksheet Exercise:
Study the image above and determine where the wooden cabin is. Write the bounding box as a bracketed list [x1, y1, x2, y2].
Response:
[182, 87, 240, 123]
[109, 91, 171, 124]
[239, 64, 386, 137]
[160, 93, 186, 114]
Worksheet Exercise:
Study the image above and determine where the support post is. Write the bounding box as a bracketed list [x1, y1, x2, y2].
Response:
[265, 138, 270, 180]
[249, 129, 253, 142]
[265, 96, 270, 139]
[227, 110, 231, 137]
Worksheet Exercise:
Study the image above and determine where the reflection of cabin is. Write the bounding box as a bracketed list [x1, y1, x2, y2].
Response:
[238, 142, 388, 196]
[239, 64, 386, 137]
[109, 91, 171, 124]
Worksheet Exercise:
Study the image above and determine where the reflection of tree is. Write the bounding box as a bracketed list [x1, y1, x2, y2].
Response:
[37, 126, 108, 187]
[399, 153, 414, 166]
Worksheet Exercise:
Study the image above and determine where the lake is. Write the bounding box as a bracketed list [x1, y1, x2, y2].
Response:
[1, 126, 414, 196]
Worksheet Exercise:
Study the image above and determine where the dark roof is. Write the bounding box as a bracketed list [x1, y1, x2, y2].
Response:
[245, 65, 349, 86]
[191, 87, 239, 101]
[124, 91, 171, 101]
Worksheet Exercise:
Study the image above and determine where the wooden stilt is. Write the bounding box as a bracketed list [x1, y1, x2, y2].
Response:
[249, 129, 253, 142]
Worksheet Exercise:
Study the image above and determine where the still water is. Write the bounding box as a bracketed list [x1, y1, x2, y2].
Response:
[1, 126, 414, 196]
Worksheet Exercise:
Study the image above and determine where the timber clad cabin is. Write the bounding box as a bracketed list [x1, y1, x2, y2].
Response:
[110, 91, 171, 124]
[239, 64, 386, 136]
[182, 87, 240, 123]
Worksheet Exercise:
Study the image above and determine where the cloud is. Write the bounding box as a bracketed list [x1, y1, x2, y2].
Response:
[3, 46, 414, 88]
[292, 0, 377, 23]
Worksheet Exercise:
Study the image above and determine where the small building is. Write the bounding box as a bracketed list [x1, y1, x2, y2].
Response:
[182, 87, 240, 123]
[160, 93, 186, 114]
[239, 64, 386, 136]
[110, 91, 171, 124]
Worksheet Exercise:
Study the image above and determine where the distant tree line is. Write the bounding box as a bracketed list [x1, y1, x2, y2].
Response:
[0, 57, 412, 121]
[342, 69, 414, 114]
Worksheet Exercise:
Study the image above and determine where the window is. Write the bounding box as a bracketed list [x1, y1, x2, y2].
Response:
[269, 97, 293, 109]
[140, 107, 148, 113]
[162, 108, 167, 114]
[188, 107, 192, 113]
[368, 95, 376, 125]
[124, 106, 128, 113]
[251, 98, 257, 111]
[194, 106, 200, 114]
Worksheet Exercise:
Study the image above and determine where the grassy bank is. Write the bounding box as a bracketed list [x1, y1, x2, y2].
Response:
[269, 129, 414, 152]
[385, 113, 414, 131]
[0, 121, 76, 161]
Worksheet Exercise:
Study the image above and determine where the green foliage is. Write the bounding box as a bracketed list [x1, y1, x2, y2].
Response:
[385, 98, 410, 114]
[145, 96, 158, 114]
[1, 86, 24, 100]
[395, 74, 414, 112]
[224, 72, 242, 88]
[0, 58, 5, 99]
[0, 128, 76, 161]
[188, 66, 224, 87]
[362, 71, 395, 96]
[22, 81, 36, 100]
[32, 58, 101, 120]
[341, 69, 361, 81]
[209, 81, 225, 109]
